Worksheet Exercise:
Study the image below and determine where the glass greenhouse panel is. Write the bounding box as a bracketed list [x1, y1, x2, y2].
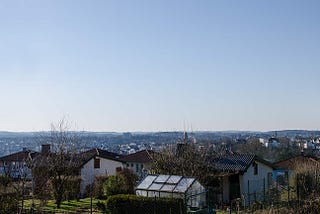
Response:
[136, 190, 147, 197]
[148, 182, 163, 190]
[161, 184, 176, 192]
[137, 175, 157, 189]
[174, 178, 195, 193]
[167, 175, 182, 184]
[160, 191, 172, 197]
[155, 175, 170, 183]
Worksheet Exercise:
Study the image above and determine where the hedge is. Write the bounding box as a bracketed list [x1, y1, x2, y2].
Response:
[0, 192, 19, 213]
[106, 194, 185, 214]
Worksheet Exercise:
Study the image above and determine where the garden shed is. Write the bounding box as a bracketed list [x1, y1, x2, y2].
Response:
[136, 174, 206, 208]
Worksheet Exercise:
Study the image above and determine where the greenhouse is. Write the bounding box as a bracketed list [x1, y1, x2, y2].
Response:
[136, 174, 206, 208]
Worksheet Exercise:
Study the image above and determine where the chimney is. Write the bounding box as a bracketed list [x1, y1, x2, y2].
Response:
[41, 144, 51, 155]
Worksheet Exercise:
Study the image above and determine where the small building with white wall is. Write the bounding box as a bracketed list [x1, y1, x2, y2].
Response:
[120, 150, 154, 179]
[79, 148, 124, 195]
[213, 153, 274, 206]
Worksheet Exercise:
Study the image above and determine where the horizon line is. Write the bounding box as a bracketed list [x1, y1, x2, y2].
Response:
[0, 129, 320, 134]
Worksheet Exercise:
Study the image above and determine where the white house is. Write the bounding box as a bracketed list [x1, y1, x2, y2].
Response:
[120, 150, 154, 179]
[267, 138, 280, 148]
[136, 174, 206, 209]
[79, 148, 124, 195]
[213, 153, 274, 206]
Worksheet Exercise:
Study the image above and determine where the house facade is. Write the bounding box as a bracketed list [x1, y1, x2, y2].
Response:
[120, 150, 154, 179]
[214, 154, 274, 205]
[80, 148, 124, 195]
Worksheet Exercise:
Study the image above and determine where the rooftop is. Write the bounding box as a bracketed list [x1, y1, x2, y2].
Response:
[0, 149, 39, 162]
[120, 150, 154, 163]
[80, 148, 124, 166]
[213, 153, 274, 173]
[273, 155, 319, 170]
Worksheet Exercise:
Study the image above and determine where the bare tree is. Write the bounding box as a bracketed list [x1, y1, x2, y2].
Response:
[151, 140, 217, 186]
[32, 120, 83, 208]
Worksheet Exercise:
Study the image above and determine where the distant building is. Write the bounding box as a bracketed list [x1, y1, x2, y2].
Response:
[273, 154, 319, 186]
[120, 150, 155, 179]
[266, 137, 280, 148]
[259, 138, 268, 147]
[0, 148, 39, 180]
[212, 153, 274, 205]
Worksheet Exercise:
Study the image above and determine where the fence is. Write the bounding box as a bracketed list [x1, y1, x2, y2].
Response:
[203, 177, 303, 213]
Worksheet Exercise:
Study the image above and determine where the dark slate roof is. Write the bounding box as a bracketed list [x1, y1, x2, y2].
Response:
[214, 154, 255, 172]
[120, 150, 154, 163]
[80, 148, 124, 167]
[0, 150, 39, 162]
[213, 153, 274, 173]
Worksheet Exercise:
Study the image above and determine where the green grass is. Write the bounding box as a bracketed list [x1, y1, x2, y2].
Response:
[23, 198, 244, 213]
[23, 198, 106, 213]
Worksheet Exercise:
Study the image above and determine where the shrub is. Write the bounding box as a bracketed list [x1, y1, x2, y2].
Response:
[96, 201, 107, 213]
[94, 175, 108, 198]
[106, 194, 185, 214]
[0, 192, 19, 213]
[292, 162, 320, 200]
[63, 176, 81, 201]
[299, 198, 320, 214]
[103, 170, 138, 197]
[85, 175, 109, 199]
[103, 175, 128, 197]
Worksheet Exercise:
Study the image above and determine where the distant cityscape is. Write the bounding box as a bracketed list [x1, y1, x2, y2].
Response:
[1, 130, 320, 158]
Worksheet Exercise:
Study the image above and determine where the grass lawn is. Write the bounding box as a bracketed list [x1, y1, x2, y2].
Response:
[22, 198, 246, 213]
[23, 198, 106, 213]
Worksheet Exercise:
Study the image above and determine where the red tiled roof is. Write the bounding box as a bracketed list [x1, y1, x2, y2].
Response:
[120, 150, 154, 163]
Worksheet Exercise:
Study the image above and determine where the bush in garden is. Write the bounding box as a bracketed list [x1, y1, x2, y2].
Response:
[106, 194, 185, 214]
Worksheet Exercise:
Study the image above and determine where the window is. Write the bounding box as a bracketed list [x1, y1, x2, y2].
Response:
[94, 158, 100, 169]
[131, 163, 134, 167]
[126, 163, 129, 167]
[267, 172, 273, 187]
[253, 162, 258, 175]
[136, 164, 139, 172]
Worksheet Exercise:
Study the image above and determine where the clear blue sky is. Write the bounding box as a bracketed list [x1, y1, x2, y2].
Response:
[0, 0, 319, 132]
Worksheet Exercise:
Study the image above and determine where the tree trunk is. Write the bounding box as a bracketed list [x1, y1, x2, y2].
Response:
[56, 186, 64, 209]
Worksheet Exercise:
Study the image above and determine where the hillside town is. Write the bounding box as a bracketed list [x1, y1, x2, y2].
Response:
[1, 0, 319, 213]
[1, 130, 320, 213]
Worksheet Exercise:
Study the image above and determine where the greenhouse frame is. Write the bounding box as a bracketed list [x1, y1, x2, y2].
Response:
[136, 174, 206, 208]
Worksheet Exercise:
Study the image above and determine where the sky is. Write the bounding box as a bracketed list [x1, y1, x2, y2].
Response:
[0, 0, 320, 132]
